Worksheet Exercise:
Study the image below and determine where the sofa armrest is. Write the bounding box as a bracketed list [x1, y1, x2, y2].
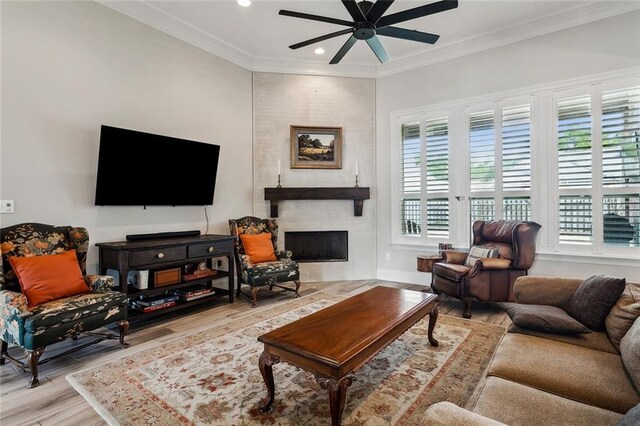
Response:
[514, 276, 583, 309]
[424, 402, 507, 426]
[84, 274, 115, 293]
[0, 289, 31, 346]
[442, 250, 468, 265]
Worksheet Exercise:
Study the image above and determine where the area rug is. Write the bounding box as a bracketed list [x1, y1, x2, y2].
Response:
[67, 291, 505, 425]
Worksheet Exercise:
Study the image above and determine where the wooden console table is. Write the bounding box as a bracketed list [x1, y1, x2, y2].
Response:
[264, 187, 370, 217]
[96, 234, 235, 319]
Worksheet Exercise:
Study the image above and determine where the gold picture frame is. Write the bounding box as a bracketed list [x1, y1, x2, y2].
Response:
[290, 125, 342, 169]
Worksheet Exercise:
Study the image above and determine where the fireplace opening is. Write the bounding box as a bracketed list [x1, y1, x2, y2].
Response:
[285, 231, 348, 263]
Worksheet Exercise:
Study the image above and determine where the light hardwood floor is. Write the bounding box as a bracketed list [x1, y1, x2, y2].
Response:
[0, 280, 509, 426]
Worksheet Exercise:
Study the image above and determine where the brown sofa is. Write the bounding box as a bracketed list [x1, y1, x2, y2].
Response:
[425, 276, 640, 425]
[432, 220, 541, 318]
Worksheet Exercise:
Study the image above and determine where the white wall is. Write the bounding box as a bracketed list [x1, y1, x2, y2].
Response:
[376, 12, 640, 284]
[0, 1, 253, 273]
[253, 73, 376, 281]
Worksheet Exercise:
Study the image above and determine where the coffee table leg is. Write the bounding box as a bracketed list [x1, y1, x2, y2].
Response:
[258, 351, 280, 413]
[317, 375, 354, 426]
[428, 305, 439, 347]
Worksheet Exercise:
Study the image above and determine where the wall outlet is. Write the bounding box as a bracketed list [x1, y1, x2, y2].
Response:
[385, 252, 391, 261]
[0, 200, 14, 214]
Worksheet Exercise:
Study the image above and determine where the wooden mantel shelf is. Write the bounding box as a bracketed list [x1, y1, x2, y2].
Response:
[264, 187, 371, 217]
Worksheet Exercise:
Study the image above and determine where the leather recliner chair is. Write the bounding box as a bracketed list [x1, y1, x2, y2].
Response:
[432, 220, 541, 318]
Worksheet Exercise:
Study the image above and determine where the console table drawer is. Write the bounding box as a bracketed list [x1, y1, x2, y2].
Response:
[188, 242, 229, 258]
[130, 246, 186, 266]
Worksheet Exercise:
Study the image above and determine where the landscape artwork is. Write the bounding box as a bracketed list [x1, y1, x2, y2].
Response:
[290, 125, 342, 169]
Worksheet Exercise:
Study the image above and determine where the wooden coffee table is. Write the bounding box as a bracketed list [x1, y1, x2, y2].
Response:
[257, 286, 439, 425]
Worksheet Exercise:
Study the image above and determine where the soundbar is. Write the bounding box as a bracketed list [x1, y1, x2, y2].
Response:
[126, 230, 201, 241]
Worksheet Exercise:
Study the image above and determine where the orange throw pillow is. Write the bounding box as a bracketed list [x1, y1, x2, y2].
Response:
[9, 249, 90, 307]
[240, 233, 277, 263]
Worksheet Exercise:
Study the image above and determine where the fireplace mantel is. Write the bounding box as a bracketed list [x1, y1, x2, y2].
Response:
[264, 187, 371, 217]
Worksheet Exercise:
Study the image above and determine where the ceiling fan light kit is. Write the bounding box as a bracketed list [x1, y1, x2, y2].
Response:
[279, 0, 458, 64]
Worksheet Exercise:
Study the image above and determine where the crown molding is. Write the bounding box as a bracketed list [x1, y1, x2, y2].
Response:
[97, 0, 639, 79]
[376, 1, 640, 78]
[96, 0, 254, 70]
[251, 56, 376, 79]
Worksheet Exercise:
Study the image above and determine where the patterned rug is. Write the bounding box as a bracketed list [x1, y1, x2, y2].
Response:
[67, 291, 505, 425]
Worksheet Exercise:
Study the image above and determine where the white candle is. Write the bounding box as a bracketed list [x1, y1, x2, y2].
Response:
[355, 161, 359, 176]
[278, 160, 281, 175]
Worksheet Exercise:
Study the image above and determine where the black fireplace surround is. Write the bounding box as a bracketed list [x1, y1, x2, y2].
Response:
[284, 231, 348, 263]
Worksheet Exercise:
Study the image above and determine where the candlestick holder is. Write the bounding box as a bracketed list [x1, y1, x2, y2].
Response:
[277, 174, 282, 188]
[354, 175, 359, 188]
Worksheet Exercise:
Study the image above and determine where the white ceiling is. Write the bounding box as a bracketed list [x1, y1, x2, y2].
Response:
[99, 0, 640, 78]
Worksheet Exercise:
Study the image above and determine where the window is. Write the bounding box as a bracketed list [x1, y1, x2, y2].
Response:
[469, 103, 532, 225]
[555, 85, 640, 249]
[392, 73, 639, 257]
[399, 117, 450, 240]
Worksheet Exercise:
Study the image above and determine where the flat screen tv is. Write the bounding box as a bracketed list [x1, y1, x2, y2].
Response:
[95, 125, 220, 206]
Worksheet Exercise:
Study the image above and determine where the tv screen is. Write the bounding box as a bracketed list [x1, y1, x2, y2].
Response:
[95, 125, 220, 206]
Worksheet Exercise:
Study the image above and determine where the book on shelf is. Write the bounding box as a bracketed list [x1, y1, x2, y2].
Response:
[178, 291, 215, 302]
[130, 300, 176, 313]
[134, 294, 179, 307]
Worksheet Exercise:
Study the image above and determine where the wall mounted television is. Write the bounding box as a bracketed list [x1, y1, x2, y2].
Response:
[95, 125, 220, 206]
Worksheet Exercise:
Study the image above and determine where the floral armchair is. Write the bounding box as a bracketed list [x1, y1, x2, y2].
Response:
[0, 223, 128, 388]
[229, 216, 301, 307]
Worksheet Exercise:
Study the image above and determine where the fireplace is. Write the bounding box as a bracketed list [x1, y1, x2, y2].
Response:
[284, 231, 348, 263]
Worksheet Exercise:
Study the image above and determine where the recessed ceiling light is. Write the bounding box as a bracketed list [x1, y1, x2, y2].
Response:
[237, 0, 251, 7]
[314, 47, 325, 55]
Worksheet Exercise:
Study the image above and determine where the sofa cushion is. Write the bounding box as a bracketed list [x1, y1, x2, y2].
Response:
[500, 303, 591, 334]
[606, 283, 640, 352]
[432, 263, 471, 282]
[488, 333, 639, 413]
[473, 376, 623, 426]
[508, 324, 618, 354]
[568, 275, 626, 330]
[424, 401, 506, 426]
[620, 317, 640, 393]
[464, 245, 498, 267]
[618, 404, 640, 426]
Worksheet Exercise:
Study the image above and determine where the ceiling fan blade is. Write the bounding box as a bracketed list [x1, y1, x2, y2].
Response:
[377, 0, 458, 28]
[376, 26, 439, 44]
[330, 35, 358, 64]
[279, 10, 357, 27]
[289, 29, 355, 50]
[366, 0, 394, 24]
[366, 35, 391, 63]
[341, 0, 366, 22]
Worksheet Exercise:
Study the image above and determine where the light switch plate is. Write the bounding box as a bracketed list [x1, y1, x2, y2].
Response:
[0, 200, 15, 213]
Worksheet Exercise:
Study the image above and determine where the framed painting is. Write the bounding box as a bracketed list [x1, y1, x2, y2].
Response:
[290, 125, 342, 169]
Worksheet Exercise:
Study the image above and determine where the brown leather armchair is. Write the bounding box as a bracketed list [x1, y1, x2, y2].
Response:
[432, 220, 541, 318]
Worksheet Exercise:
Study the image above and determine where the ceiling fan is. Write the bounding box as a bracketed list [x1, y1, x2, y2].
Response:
[279, 0, 458, 65]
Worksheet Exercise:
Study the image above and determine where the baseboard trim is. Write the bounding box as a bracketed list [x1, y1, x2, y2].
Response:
[376, 268, 430, 286]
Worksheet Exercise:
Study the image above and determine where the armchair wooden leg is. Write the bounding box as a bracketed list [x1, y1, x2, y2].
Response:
[0, 340, 7, 366]
[293, 280, 301, 297]
[118, 320, 130, 348]
[251, 286, 259, 308]
[463, 297, 473, 319]
[26, 347, 45, 388]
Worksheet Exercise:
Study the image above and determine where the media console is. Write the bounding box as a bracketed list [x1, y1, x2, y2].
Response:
[96, 234, 235, 320]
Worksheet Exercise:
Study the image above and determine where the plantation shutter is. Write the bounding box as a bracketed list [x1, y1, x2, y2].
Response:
[502, 105, 531, 190]
[469, 110, 495, 192]
[425, 117, 449, 237]
[558, 96, 592, 188]
[401, 123, 421, 235]
[559, 195, 592, 244]
[602, 87, 640, 187]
